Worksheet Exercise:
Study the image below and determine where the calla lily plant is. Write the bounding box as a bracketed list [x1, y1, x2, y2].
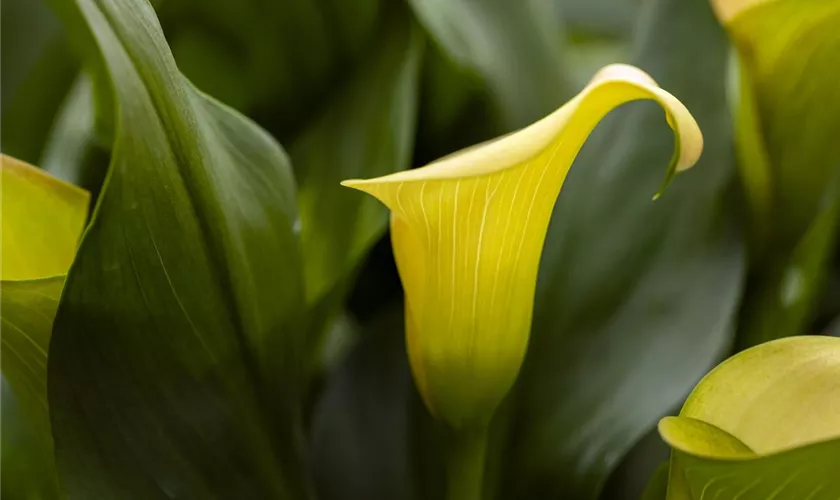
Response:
[343, 63, 703, 429]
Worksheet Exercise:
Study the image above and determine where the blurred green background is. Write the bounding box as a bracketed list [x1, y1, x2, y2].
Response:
[3, 0, 840, 498]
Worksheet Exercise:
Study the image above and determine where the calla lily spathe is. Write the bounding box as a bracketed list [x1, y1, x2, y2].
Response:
[342, 64, 703, 427]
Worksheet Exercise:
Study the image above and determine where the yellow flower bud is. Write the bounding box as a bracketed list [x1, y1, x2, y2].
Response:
[342, 64, 703, 427]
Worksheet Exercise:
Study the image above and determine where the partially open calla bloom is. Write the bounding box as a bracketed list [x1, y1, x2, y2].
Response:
[342, 64, 703, 427]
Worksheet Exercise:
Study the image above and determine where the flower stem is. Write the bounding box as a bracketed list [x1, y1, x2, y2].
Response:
[447, 427, 488, 500]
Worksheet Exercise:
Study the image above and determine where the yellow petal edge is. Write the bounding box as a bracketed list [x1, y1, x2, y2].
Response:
[1, 154, 90, 281]
[665, 336, 840, 457]
[711, 0, 773, 23]
[658, 336, 840, 499]
[342, 64, 703, 427]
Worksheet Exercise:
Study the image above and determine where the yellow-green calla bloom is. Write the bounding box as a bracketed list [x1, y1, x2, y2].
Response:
[712, 0, 840, 236]
[712, 0, 840, 347]
[658, 336, 840, 499]
[342, 64, 703, 427]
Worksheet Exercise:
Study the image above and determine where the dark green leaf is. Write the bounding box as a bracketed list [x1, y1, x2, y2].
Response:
[640, 462, 669, 500]
[413, 42, 495, 168]
[158, 0, 383, 135]
[738, 195, 840, 347]
[1, 34, 79, 164]
[407, 0, 574, 130]
[48, 0, 306, 497]
[600, 426, 672, 500]
[310, 310, 419, 500]
[726, 1, 840, 346]
[1, 0, 64, 105]
[2, 278, 64, 453]
[290, 12, 422, 309]
[505, 0, 743, 497]
[2, 378, 62, 500]
[562, 0, 639, 40]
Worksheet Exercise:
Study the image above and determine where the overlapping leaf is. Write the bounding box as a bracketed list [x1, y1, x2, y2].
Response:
[2, 379, 62, 499]
[46, 0, 307, 497]
[1, 0, 79, 164]
[309, 310, 421, 500]
[406, 0, 574, 130]
[290, 12, 422, 308]
[158, 0, 382, 135]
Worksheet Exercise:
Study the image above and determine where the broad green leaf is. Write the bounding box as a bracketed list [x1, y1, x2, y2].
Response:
[157, 0, 382, 134]
[2, 278, 65, 450]
[659, 336, 840, 499]
[1, 0, 60, 104]
[0, 41, 80, 166]
[737, 193, 840, 348]
[599, 426, 674, 500]
[2, 378, 62, 500]
[290, 13, 422, 308]
[47, 0, 306, 497]
[640, 462, 670, 500]
[716, 0, 840, 345]
[1, 155, 89, 500]
[566, 38, 630, 89]
[41, 75, 98, 184]
[309, 309, 421, 500]
[503, 0, 743, 496]
[406, 0, 575, 130]
[562, 0, 639, 39]
[414, 43, 494, 166]
[39, 73, 112, 208]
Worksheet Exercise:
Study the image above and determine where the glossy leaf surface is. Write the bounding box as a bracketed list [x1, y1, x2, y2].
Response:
[47, 0, 306, 497]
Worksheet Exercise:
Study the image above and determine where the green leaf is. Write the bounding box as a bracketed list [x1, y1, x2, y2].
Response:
[0, 155, 89, 500]
[503, 0, 743, 497]
[0, 42, 80, 165]
[1, 0, 59, 100]
[737, 193, 840, 347]
[600, 426, 673, 500]
[158, 0, 382, 135]
[2, 278, 65, 451]
[40, 75, 103, 186]
[562, 0, 639, 39]
[39, 72, 120, 207]
[414, 43, 493, 165]
[640, 462, 670, 500]
[2, 378, 62, 500]
[309, 309, 422, 500]
[406, 0, 574, 130]
[47, 0, 307, 497]
[659, 336, 840, 499]
[290, 12, 422, 308]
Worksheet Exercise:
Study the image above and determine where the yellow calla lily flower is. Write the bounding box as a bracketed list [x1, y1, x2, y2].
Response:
[342, 64, 703, 427]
